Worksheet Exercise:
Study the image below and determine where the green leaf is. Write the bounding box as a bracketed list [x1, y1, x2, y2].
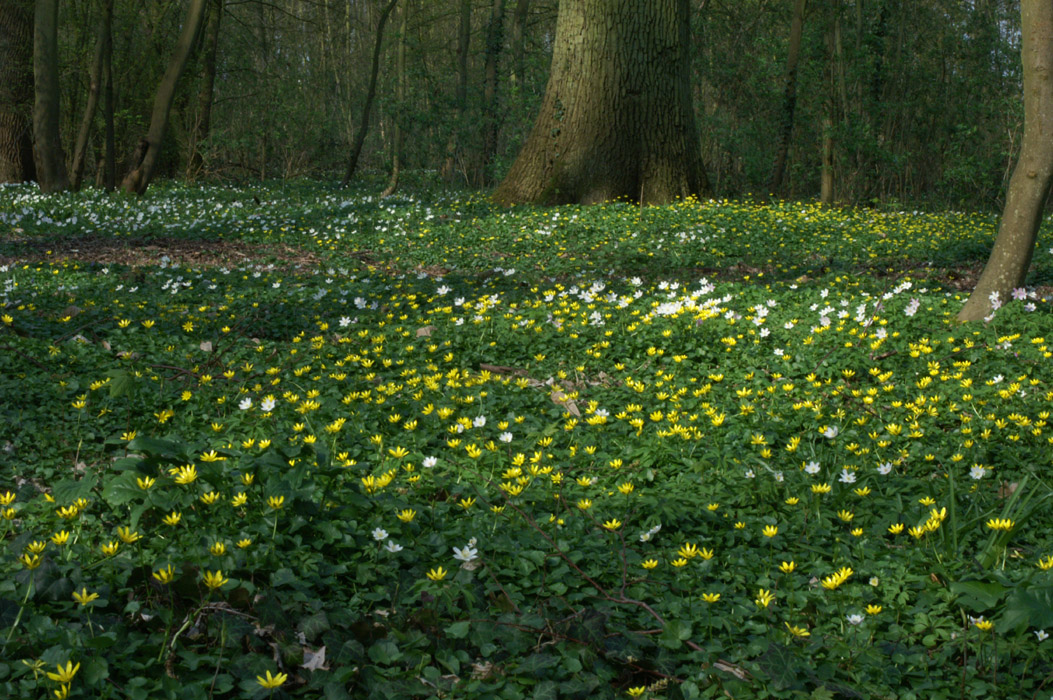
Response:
[659, 619, 692, 649]
[367, 638, 401, 665]
[101, 473, 143, 507]
[51, 475, 98, 504]
[445, 621, 470, 639]
[949, 580, 1008, 611]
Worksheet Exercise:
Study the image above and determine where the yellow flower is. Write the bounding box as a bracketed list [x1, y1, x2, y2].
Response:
[577, 498, 592, 510]
[120, 431, 137, 442]
[72, 588, 99, 606]
[888, 523, 904, 534]
[117, 527, 141, 544]
[396, 509, 416, 523]
[918, 496, 936, 506]
[627, 687, 646, 698]
[974, 619, 994, 632]
[866, 604, 882, 615]
[603, 519, 622, 531]
[854, 487, 871, 497]
[241, 473, 255, 486]
[153, 565, 176, 584]
[707, 503, 719, 511]
[458, 497, 475, 510]
[617, 482, 635, 495]
[0, 490, 16, 506]
[1038, 555, 1053, 570]
[811, 483, 832, 494]
[257, 670, 288, 689]
[388, 446, 410, 459]
[784, 497, 800, 505]
[267, 495, 285, 510]
[231, 493, 248, 507]
[426, 566, 448, 582]
[821, 566, 853, 590]
[237, 538, 253, 549]
[762, 525, 779, 538]
[985, 518, 1014, 531]
[162, 511, 182, 526]
[641, 558, 659, 570]
[701, 592, 721, 603]
[136, 476, 156, 490]
[734, 521, 745, 529]
[199, 450, 226, 462]
[851, 527, 864, 537]
[57, 505, 79, 520]
[101, 541, 120, 556]
[202, 570, 229, 590]
[20, 553, 41, 570]
[779, 561, 796, 574]
[837, 510, 854, 522]
[46, 661, 80, 684]
[210, 542, 227, 556]
[200, 491, 220, 505]
[785, 622, 810, 637]
[51, 531, 70, 546]
[678, 543, 699, 559]
[173, 464, 198, 485]
[755, 589, 775, 608]
[26, 540, 46, 554]
[671, 557, 688, 567]
[699, 547, 714, 560]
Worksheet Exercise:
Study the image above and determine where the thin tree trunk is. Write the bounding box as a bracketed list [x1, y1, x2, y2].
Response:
[769, 0, 807, 194]
[71, 0, 112, 190]
[341, 0, 398, 187]
[188, 0, 222, 177]
[101, 0, 114, 190]
[441, 0, 471, 182]
[382, 0, 408, 197]
[0, 0, 36, 183]
[477, 0, 506, 187]
[121, 0, 208, 194]
[33, 0, 70, 192]
[510, 0, 530, 88]
[820, 113, 834, 204]
[959, 0, 1053, 322]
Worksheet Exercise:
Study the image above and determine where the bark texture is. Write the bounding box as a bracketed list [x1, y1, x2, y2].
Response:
[958, 0, 1053, 322]
[188, 0, 222, 177]
[493, 0, 707, 205]
[0, 0, 36, 183]
[121, 0, 208, 194]
[33, 0, 70, 192]
[769, 0, 807, 193]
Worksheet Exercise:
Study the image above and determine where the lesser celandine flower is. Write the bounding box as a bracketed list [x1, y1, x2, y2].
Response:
[762, 525, 779, 538]
[101, 541, 120, 556]
[153, 565, 176, 584]
[46, 661, 79, 684]
[202, 570, 229, 590]
[26, 540, 46, 554]
[201, 491, 220, 505]
[627, 687, 645, 697]
[267, 495, 285, 510]
[72, 588, 99, 606]
[1038, 555, 1053, 570]
[701, 592, 721, 603]
[231, 493, 248, 507]
[117, 527, 140, 544]
[257, 670, 288, 689]
[51, 531, 70, 546]
[162, 511, 182, 527]
[210, 542, 227, 556]
[173, 465, 197, 484]
[136, 476, 155, 490]
[603, 519, 622, 531]
[0, 490, 15, 506]
[985, 518, 1014, 531]
[779, 561, 796, 573]
[426, 566, 448, 582]
[755, 589, 775, 608]
[785, 622, 810, 637]
[671, 557, 688, 567]
[641, 559, 658, 570]
[20, 553, 41, 569]
[237, 538, 253, 549]
[866, 604, 882, 615]
[678, 543, 699, 559]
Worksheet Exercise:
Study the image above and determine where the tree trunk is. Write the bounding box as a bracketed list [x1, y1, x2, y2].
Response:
[769, 0, 807, 194]
[476, 0, 506, 186]
[958, 0, 1053, 322]
[120, 0, 208, 194]
[71, 0, 112, 190]
[510, 0, 530, 88]
[382, 0, 408, 197]
[820, 114, 833, 204]
[188, 0, 222, 177]
[33, 0, 69, 192]
[341, 0, 398, 187]
[493, 0, 708, 206]
[0, 0, 36, 183]
[441, 0, 471, 182]
[100, 0, 114, 190]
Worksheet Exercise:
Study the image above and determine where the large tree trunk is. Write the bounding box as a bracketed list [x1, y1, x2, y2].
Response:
[100, 0, 114, 190]
[493, 0, 708, 206]
[341, 0, 398, 187]
[71, 0, 113, 190]
[769, 0, 807, 194]
[188, 0, 222, 178]
[441, 0, 471, 182]
[121, 0, 208, 194]
[0, 0, 36, 183]
[33, 0, 70, 192]
[958, 0, 1053, 322]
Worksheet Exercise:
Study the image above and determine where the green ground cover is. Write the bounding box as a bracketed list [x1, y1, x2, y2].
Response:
[1, 181, 1052, 699]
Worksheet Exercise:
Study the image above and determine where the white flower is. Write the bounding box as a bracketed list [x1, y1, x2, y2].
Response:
[238, 397, 252, 411]
[969, 465, 986, 480]
[1036, 629, 1049, 642]
[384, 541, 403, 553]
[774, 472, 784, 482]
[473, 416, 486, 428]
[436, 285, 451, 296]
[744, 469, 755, 479]
[846, 614, 864, 625]
[838, 469, 856, 484]
[423, 456, 438, 468]
[822, 426, 839, 439]
[260, 396, 276, 412]
[805, 461, 821, 475]
[877, 462, 893, 476]
[869, 577, 879, 587]
[339, 316, 351, 327]
[372, 528, 388, 541]
[499, 432, 513, 443]
[453, 544, 478, 562]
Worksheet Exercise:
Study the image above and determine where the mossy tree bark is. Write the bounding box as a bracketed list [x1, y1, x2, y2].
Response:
[0, 0, 36, 183]
[493, 0, 707, 205]
[121, 0, 207, 195]
[958, 0, 1053, 322]
[32, 0, 69, 193]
